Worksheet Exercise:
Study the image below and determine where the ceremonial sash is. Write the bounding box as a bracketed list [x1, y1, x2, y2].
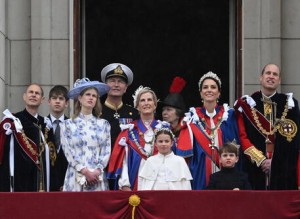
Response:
[107, 128, 147, 183]
[127, 138, 148, 160]
[40, 130, 50, 192]
[0, 118, 39, 166]
[235, 98, 275, 144]
[127, 120, 158, 159]
[189, 123, 220, 167]
[108, 119, 160, 190]
[107, 130, 127, 179]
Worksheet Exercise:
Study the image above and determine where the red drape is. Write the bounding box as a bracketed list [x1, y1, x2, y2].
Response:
[0, 191, 299, 219]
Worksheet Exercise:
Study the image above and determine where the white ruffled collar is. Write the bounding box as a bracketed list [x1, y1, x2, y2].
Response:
[186, 103, 229, 123]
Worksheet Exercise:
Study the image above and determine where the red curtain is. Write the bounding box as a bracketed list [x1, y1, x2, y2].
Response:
[0, 191, 299, 219]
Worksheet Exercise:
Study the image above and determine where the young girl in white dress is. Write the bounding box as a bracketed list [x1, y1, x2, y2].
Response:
[138, 128, 192, 190]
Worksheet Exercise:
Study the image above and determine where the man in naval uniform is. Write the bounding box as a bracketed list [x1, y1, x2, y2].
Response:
[100, 63, 139, 189]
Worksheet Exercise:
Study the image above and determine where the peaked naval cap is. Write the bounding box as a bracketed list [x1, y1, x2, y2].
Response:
[101, 63, 133, 85]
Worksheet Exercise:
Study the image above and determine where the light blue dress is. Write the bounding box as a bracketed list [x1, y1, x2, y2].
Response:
[61, 113, 111, 191]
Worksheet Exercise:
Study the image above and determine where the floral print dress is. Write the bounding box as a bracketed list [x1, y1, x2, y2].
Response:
[61, 113, 111, 191]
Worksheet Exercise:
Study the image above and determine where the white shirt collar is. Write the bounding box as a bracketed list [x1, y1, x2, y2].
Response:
[50, 114, 65, 123]
[261, 91, 276, 99]
[205, 109, 216, 118]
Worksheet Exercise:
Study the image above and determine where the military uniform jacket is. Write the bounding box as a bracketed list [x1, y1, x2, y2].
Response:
[101, 103, 139, 148]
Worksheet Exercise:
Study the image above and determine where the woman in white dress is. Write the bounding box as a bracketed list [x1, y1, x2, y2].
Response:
[138, 128, 192, 190]
[61, 78, 111, 191]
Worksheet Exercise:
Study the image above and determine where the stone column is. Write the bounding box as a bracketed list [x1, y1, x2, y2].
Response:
[0, 0, 6, 113]
[281, 0, 300, 100]
[6, 0, 32, 112]
[1, 0, 70, 115]
[31, 0, 70, 114]
[243, 0, 281, 95]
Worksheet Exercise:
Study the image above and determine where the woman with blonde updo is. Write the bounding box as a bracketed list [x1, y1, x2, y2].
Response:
[108, 86, 169, 191]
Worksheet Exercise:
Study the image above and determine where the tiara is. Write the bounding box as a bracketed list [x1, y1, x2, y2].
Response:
[132, 85, 152, 108]
[225, 139, 240, 149]
[154, 127, 175, 140]
[198, 71, 221, 89]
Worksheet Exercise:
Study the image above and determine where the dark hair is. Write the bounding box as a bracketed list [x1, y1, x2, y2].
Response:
[162, 106, 184, 120]
[175, 108, 185, 118]
[219, 142, 239, 156]
[155, 128, 175, 142]
[200, 77, 221, 91]
[49, 85, 69, 101]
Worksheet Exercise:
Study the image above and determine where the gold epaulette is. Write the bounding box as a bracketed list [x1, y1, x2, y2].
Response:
[244, 146, 266, 167]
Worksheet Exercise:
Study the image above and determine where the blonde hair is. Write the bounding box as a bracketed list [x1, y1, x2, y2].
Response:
[133, 86, 158, 108]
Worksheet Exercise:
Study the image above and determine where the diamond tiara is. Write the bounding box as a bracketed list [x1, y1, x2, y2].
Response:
[198, 71, 221, 89]
[154, 127, 175, 140]
[132, 85, 152, 108]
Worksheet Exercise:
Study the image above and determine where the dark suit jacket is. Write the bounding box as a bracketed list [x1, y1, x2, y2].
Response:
[207, 167, 251, 190]
[48, 115, 68, 191]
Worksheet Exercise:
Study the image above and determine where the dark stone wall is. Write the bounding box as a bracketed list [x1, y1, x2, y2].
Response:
[84, 0, 230, 116]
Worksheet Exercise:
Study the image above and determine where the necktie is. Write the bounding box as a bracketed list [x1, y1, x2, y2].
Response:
[54, 120, 61, 150]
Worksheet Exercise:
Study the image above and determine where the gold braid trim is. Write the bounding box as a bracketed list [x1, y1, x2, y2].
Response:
[21, 131, 38, 156]
[244, 146, 266, 167]
[251, 98, 289, 136]
[48, 142, 57, 166]
[45, 128, 57, 166]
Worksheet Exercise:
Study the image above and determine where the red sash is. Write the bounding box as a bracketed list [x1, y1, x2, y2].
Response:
[127, 138, 148, 160]
[107, 130, 127, 175]
[0, 118, 39, 167]
[190, 123, 220, 167]
[235, 98, 275, 144]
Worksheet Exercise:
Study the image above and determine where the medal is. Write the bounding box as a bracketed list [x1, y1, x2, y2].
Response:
[119, 118, 133, 125]
[144, 129, 154, 144]
[113, 112, 120, 119]
[104, 101, 123, 119]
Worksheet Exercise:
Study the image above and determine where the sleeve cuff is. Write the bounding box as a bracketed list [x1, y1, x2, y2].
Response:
[244, 146, 266, 167]
[75, 164, 85, 172]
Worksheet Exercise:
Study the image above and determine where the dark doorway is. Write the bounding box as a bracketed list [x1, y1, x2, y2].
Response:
[83, 0, 234, 116]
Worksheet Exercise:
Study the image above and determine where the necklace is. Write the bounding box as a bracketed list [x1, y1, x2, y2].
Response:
[251, 99, 289, 136]
[197, 117, 223, 146]
[196, 114, 224, 174]
[192, 105, 229, 147]
[141, 129, 155, 144]
[130, 129, 154, 158]
[104, 101, 123, 119]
